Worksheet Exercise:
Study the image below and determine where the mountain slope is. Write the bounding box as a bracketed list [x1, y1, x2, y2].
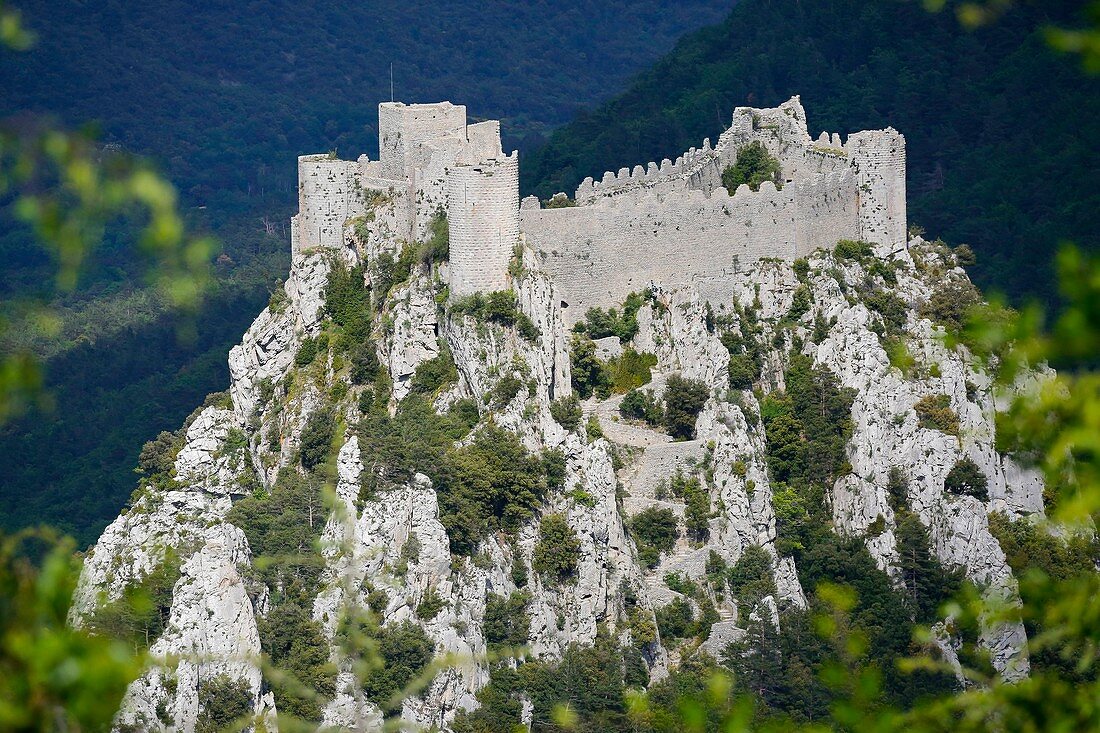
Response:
[523, 0, 1100, 303]
[0, 0, 735, 545]
[71, 187, 1040, 729]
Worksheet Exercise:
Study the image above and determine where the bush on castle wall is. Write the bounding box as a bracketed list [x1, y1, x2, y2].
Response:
[543, 193, 576, 209]
[420, 212, 449, 266]
[578, 292, 644, 342]
[721, 141, 782, 194]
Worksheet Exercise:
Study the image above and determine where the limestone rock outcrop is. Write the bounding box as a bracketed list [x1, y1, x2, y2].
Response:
[74, 122, 1041, 728]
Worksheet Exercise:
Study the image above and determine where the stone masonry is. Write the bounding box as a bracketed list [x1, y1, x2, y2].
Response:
[293, 96, 906, 317]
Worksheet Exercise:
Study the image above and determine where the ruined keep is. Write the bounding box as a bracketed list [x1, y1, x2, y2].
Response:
[293, 96, 905, 319]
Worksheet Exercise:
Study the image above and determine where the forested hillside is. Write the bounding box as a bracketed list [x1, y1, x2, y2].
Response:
[0, 0, 733, 545]
[524, 0, 1099, 304]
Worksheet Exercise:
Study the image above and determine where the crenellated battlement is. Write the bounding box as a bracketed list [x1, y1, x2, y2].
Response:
[289, 96, 905, 318]
[575, 138, 720, 203]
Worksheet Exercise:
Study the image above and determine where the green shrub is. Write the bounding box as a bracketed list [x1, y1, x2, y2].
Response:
[294, 335, 322, 367]
[863, 286, 908, 337]
[515, 313, 540, 341]
[451, 289, 539, 341]
[570, 335, 612, 399]
[268, 282, 288, 314]
[721, 141, 781, 194]
[663, 374, 709, 440]
[728, 545, 776, 624]
[421, 212, 449, 265]
[619, 388, 662, 424]
[549, 395, 582, 430]
[349, 341, 380, 385]
[258, 601, 336, 722]
[988, 512, 1100, 583]
[886, 466, 910, 514]
[895, 511, 964, 622]
[943, 456, 989, 500]
[373, 244, 420, 304]
[89, 550, 181, 651]
[606, 348, 657, 393]
[834, 239, 874, 260]
[920, 279, 981, 334]
[137, 430, 182, 480]
[359, 621, 435, 711]
[630, 507, 679, 568]
[585, 414, 604, 440]
[793, 258, 810, 280]
[683, 483, 711, 541]
[416, 587, 446, 620]
[787, 283, 812, 320]
[655, 597, 696, 642]
[491, 374, 524, 408]
[411, 346, 457, 395]
[668, 472, 710, 542]
[483, 592, 531, 653]
[580, 292, 644, 341]
[299, 408, 336, 470]
[954, 243, 977, 267]
[256, 376, 277, 405]
[196, 675, 252, 733]
[227, 468, 327, 599]
[440, 427, 554, 556]
[485, 290, 519, 325]
[762, 355, 856, 557]
[727, 353, 758, 389]
[511, 555, 529, 588]
[885, 336, 916, 376]
[323, 262, 372, 349]
[914, 394, 959, 435]
[356, 398, 553, 555]
[533, 514, 581, 585]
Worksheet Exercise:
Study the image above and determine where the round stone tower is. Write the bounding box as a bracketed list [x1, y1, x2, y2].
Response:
[445, 151, 520, 297]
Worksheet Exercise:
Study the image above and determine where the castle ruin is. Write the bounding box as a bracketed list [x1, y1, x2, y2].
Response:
[291, 97, 905, 322]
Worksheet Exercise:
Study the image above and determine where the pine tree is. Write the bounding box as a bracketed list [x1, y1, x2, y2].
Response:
[895, 511, 963, 622]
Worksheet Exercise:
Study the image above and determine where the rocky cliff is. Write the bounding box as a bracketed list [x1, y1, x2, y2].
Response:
[71, 191, 1042, 731]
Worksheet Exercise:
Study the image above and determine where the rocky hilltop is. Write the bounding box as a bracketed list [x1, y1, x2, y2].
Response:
[71, 105, 1043, 732]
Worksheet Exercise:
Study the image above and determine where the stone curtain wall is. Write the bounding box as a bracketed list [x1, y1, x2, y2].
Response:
[292, 155, 366, 256]
[523, 171, 859, 324]
[574, 141, 718, 203]
[849, 128, 907, 251]
[447, 152, 520, 296]
[289, 97, 903, 309]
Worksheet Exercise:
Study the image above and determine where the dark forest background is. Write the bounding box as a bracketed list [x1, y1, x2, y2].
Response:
[2, 0, 1097, 545]
[0, 0, 734, 543]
